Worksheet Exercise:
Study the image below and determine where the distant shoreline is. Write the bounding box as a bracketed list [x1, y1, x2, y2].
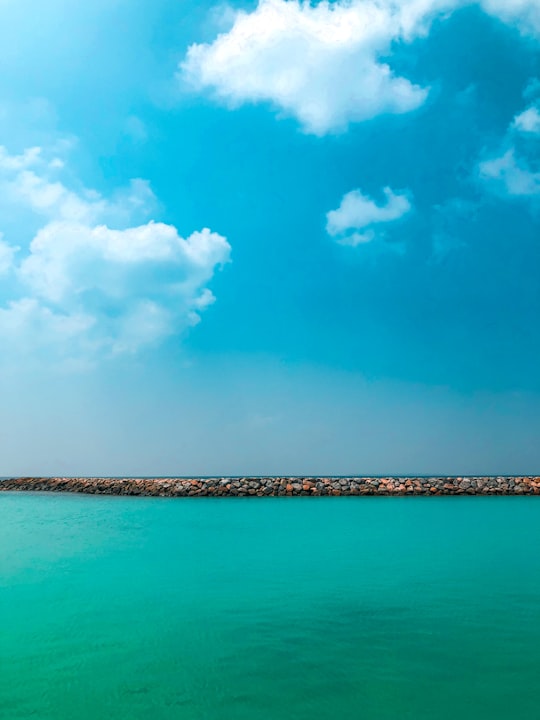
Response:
[1, 476, 539, 496]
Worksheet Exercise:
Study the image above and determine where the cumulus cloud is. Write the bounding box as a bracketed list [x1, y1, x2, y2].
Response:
[0, 147, 157, 227]
[0, 144, 231, 361]
[480, 0, 540, 36]
[478, 95, 540, 199]
[0, 298, 95, 353]
[479, 149, 540, 196]
[179, 0, 539, 135]
[180, 0, 441, 135]
[326, 186, 412, 245]
[513, 106, 540, 134]
[0, 234, 17, 274]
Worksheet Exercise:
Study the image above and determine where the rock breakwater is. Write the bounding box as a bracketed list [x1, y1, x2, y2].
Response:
[1, 476, 540, 496]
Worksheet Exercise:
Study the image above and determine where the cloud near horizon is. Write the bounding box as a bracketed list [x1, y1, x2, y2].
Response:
[0, 144, 231, 363]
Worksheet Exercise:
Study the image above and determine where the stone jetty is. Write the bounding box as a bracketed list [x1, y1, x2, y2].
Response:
[1, 476, 539, 496]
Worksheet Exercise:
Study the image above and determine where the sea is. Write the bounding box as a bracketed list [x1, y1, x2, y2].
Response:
[1, 492, 539, 720]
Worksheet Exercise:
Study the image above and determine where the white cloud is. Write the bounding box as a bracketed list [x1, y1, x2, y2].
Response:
[0, 233, 17, 274]
[0, 147, 157, 227]
[179, 0, 539, 136]
[478, 94, 540, 199]
[0, 144, 231, 361]
[326, 186, 412, 245]
[513, 105, 540, 134]
[180, 0, 438, 135]
[0, 297, 95, 346]
[479, 149, 540, 196]
[480, 0, 540, 36]
[0, 145, 42, 170]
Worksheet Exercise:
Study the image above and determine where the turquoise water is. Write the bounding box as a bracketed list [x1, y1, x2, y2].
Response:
[1, 495, 539, 720]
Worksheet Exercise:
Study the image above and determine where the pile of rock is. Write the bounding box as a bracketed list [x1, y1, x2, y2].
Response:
[1, 476, 539, 496]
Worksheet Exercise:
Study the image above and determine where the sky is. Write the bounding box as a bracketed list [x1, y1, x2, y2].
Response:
[0, 0, 539, 476]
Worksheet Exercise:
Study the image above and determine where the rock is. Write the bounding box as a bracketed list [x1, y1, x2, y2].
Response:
[0, 476, 537, 497]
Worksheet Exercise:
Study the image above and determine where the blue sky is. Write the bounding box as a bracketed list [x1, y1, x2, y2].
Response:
[0, 0, 539, 476]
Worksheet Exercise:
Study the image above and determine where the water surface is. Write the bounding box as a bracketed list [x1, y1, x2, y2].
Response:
[1, 494, 539, 719]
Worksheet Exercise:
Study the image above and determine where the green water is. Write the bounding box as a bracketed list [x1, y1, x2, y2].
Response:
[1, 495, 539, 720]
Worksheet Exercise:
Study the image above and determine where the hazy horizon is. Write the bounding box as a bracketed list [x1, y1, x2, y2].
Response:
[1, 0, 539, 475]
